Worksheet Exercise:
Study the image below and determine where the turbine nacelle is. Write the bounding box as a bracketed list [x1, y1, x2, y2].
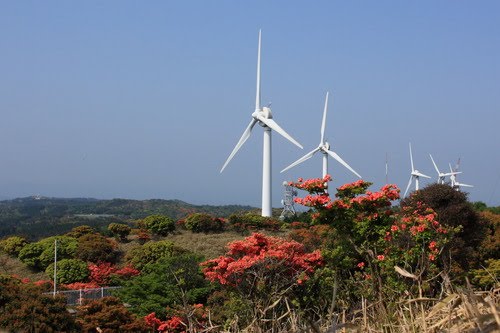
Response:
[252, 106, 273, 125]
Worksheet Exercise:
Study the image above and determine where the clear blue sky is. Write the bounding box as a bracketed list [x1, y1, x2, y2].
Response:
[1, 1, 499, 207]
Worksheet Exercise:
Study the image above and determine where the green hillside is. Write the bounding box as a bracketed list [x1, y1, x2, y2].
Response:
[0, 196, 255, 240]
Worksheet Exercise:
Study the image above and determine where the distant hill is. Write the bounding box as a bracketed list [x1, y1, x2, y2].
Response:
[0, 196, 256, 240]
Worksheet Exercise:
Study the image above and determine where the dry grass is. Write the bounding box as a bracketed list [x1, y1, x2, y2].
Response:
[321, 288, 500, 333]
[0, 253, 46, 281]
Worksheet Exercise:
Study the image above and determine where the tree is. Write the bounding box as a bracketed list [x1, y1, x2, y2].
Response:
[184, 213, 224, 233]
[201, 233, 323, 331]
[0, 236, 28, 256]
[65, 225, 96, 238]
[117, 253, 210, 318]
[401, 183, 490, 274]
[288, 176, 452, 322]
[18, 236, 78, 270]
[0, 275, 80, 332]
[46, 258, 89, 284]
[126, 240, 186, 270]
[76, 297, 149, 333]
[76, 233, 118, 263]
[142, 215, 176, 236]
[108, 223, 131, 241]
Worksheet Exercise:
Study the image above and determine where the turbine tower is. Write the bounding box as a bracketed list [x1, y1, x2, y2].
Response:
[220, 30, 303, 217]
[403, 143, 431, 197]
[280, 92, 361, 179]
[429, 154, 461, 184]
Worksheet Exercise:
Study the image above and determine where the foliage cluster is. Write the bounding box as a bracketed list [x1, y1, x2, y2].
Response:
[142, 214, 176, 236]
[227, 212, 281, 232]
[183, 213, 225, 233]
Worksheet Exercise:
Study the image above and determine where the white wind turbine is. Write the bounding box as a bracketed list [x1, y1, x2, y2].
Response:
[403, 143, 431, 197]
[280, 92, 361, 180]
[449, 163, 473, 190]
[220, 30, 303, 217]
[429, 154, 461, 184]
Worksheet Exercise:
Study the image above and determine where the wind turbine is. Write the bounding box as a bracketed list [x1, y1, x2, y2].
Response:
[280, 92, 362, 179]
[449, 163, 473, 190]
[220, 30, 303, 217]
[403, 143, 431, 197]
[429, 154, 461, 184]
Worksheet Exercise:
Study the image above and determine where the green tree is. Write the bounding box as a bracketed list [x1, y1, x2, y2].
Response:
[184, 213, 224, 233]
[117, 253, 210, 317]
[77, 233, 118, 263]
[0, 236, 28, 256]
[142, 214, 176, 236]
[108, 223, 131, 241]
[18, 236, 78, 270]
[65, 225, 96, 238]
[126, 240, 186, 270]
[46, 258, 89, 284]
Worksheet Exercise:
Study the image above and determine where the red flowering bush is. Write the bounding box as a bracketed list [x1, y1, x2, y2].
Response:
[144, 304, 208, 333]
[289, 176, 452, 305]
[88, 262, 140, 286]
[201, 233, 323, 330]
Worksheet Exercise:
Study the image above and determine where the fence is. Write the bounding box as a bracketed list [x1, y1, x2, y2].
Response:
[46, 287, 122, 306]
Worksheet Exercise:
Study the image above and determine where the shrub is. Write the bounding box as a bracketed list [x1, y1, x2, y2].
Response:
[227, 213, 281, 232]
[118, 253, 210, 318]
[18, 236, 78, 270]
[76, 297, 149, 332]
[142, 215, 176, 236]
[472, 259, 500, 289]
[76, 233, 118, 263]
[0, 275, 80, 332]
[65, 225, 96, 238]
[108, 223, 132, 241]
[201, 233, 323, 331]
[127, 240, 185, 270]
[184, 213, 224, 233]
[0, 236, 28, 256]
[45, 258, 89, 284]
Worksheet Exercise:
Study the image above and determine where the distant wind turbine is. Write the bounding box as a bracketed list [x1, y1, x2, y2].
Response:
[429, 154, 461, 184]
[403, 143, 431, 197]
[449, 163, 473, 190]
[220, 30, 303, 217]
[280, 92, 361, 179]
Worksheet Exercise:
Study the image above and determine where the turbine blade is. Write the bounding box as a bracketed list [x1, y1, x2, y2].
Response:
[429, 154, 440, 174]
[409, 143, 414, 172]
[325, 149, 362, 178]
[404, 175, 413, 197]
[415, 172, 432, 179]
[280, 148, 320, 173]
[320, 92, 329, 144]
[257, 116, 303, 149]
[220, 119, 258, 172]
[255, 30, 261, 111]
[460, 183, 474, 188]
[442, 171, 462, 177]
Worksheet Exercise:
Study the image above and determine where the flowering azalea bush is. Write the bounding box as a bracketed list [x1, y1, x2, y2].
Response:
[289, 175, 452, 306]
[201, 233, 323, 331]
[144, 304, 208, 333]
